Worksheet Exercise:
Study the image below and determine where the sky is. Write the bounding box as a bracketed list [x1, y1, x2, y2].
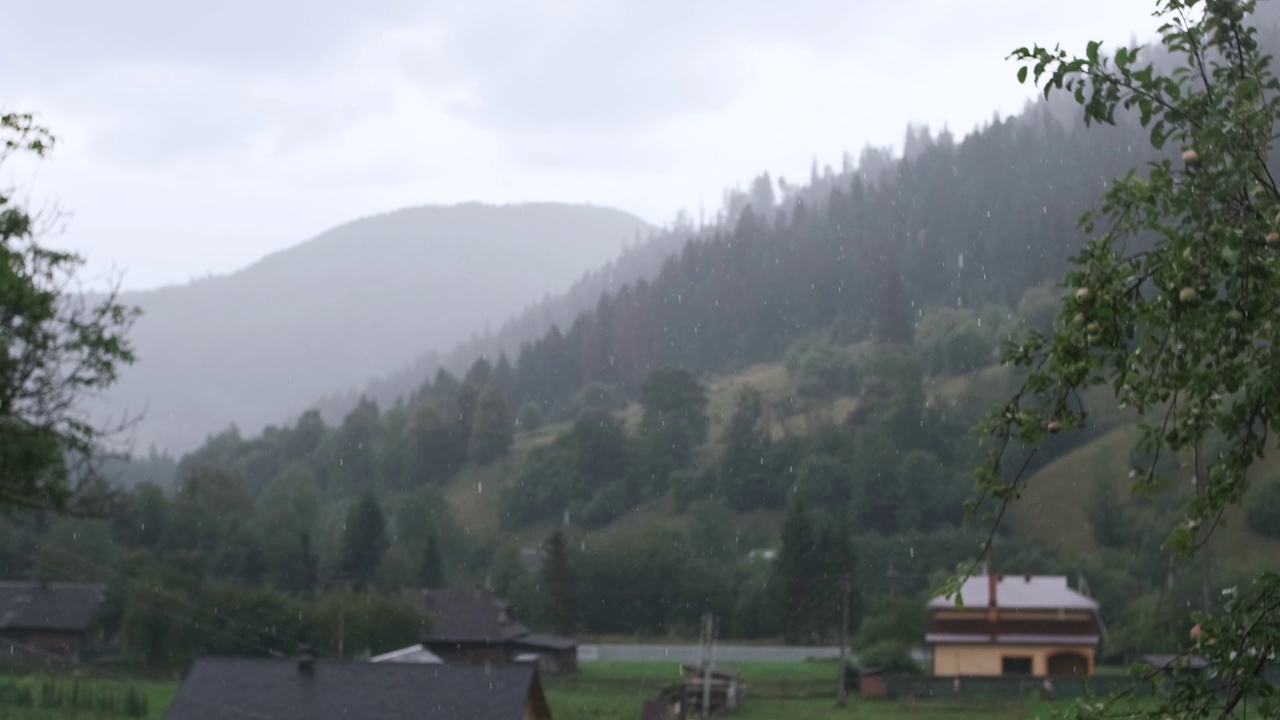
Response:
[2, 0, 1163, 291]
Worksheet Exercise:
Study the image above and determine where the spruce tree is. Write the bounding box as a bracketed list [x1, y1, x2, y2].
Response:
[339, 490, 387, 589]
[542, 528, 575, 635]
[418, 532, 445, 588]
[468, 383, 513, 463]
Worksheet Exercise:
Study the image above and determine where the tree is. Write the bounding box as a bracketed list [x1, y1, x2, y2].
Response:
[468, 383, 513, 463]
[339, 490, 387, 589]
[542, 527, 575, 635]
[516, 403, 544, 433]
[716, 387, 776, 510]
[773, 496, 819, 643]
[964, 4, 1280, 717]
[337, 398, 379, 491]
[639, 368, 709, 473]
[1245, 473, 1280, 538]
[418, 532, 445, 588]
[0, 113, 140, 514]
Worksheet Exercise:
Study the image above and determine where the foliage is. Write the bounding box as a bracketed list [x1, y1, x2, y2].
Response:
[468, 383, 513, 463]
[1244, 471, 1280, 537]
[915, 307, 999, 376]
[542, 527, 576, 635]
[783, 335, 862, 397]
[961, 2, 1280, 717]
[1085, 475, 1133, 548]
[638, 368, 709, 480]
[338, 490, 387, 588]
[0, 113, 140, 514]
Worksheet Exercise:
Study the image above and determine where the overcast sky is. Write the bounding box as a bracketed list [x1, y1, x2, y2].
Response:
[2, 0, 1162, 291]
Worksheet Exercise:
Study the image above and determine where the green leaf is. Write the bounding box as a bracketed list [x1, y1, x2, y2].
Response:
[1087, 40, 1101, 64]
[1017, 66, 1028, 84]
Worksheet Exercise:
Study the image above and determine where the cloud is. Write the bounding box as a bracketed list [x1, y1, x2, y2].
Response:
[1, 0, 1168, 291]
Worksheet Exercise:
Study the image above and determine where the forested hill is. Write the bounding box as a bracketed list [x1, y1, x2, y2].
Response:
[312, 222, 689, 424]
[101, 202, 653, 453]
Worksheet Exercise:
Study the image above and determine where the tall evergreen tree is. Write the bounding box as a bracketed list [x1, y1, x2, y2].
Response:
[339, 490, 387, 589]
[418, 532, 445, 588]
[542, 527, 576, 635]
[717, 387, 775, 510]
[338, 397, 380, 491]
[773, 496, 819, 643]
[468, 383, 513, 463]
[638, 368, 709, 478]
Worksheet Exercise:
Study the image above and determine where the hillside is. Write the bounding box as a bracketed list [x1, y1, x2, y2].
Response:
[446, 356, 1280, 583]
[100, 202, 653, 452]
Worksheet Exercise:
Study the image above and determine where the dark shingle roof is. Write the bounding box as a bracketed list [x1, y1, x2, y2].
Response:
[164, 658, 537, 720]
[417, 587, 529, 643]
[0, 582, 104, 632]
[513, 634, 578, 651]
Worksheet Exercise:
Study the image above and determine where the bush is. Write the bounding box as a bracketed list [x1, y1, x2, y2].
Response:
[516, 403, 543, 432]
[784, 335, 862, 397]
[1245, 473, 1280, 538]
[857, 640, 921, 674]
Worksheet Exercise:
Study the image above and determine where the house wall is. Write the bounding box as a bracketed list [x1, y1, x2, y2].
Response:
[931, 644, 1094, 677]
[0, 630, 83, 659]
[423, 642, 512, 665]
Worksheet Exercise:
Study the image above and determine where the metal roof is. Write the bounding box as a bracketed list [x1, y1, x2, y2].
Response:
[928, 575, 1099, 611]
[164, 658, 539, 720]
[0, 581, 105, 633]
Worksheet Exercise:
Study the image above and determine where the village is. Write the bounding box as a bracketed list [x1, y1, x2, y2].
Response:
[3, 570, 1267, 719]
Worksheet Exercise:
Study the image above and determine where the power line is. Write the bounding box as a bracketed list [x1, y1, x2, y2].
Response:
[28, 545, 293, 659]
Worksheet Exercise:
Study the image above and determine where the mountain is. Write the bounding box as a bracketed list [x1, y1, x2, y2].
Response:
[103, 202, 654, 452]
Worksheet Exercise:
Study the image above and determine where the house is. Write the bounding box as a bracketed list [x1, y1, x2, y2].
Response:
[926, 574, 1101, 678]
[0, 581, 105, 660]
[680, 664, 745, 714]
[164, 656, 553, 720]
[370, 644, 444, 664]
[412, 587, 578, 673]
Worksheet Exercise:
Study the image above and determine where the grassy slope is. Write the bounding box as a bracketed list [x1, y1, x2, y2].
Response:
[444, 355, 1280, 576]
[1010, 424, 1280, 571]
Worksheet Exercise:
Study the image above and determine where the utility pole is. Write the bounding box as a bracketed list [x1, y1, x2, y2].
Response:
[836, 573, 852, 707]
[702, 614, 717, 718]
[338, 604, 346, 660]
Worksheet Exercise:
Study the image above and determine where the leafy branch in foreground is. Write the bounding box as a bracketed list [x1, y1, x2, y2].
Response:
[940, 1, 1280, 717]
[1, 112, 141, 515]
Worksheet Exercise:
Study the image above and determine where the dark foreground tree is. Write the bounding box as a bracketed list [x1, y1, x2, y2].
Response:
[1, 113, 140, 514]
[339, 490, 387, 588]
[956, 2, 1280, 718]
[542, 527, 575, 635]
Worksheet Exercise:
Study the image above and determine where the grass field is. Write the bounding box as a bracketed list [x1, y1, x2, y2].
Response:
[1, 662, 1088, 720]
[544, 661, 1078, 720]
[0, 675, 177, 720]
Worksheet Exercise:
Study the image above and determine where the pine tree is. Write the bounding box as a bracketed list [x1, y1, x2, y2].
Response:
[339, 490, 387, 589]
[468, 383, 513, 463]
[542, 528, 575, 635]
[418, 532, 445, 588]
[717, 387, 773, 510]
[773, 496, 818, 643]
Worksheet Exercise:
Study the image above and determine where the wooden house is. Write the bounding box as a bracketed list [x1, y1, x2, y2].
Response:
[0, 581, 105, 661]
[927, 574, 1101, 678]
[412, 586, 578, 673]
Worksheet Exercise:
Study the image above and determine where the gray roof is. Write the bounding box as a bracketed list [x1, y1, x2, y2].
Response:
[164, 658, 539, 720]
[513, 634, 578, 652]
[928, 575, 1099, 611]
[417, 587, 530, 643]
[0, 582, 105, 632]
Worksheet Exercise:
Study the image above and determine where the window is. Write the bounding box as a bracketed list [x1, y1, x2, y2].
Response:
[1002, 656, 1033, 676]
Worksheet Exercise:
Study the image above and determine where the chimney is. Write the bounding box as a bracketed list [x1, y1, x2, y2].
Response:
[987, 573, 1001, 640]
[298, 644, 315, 673]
